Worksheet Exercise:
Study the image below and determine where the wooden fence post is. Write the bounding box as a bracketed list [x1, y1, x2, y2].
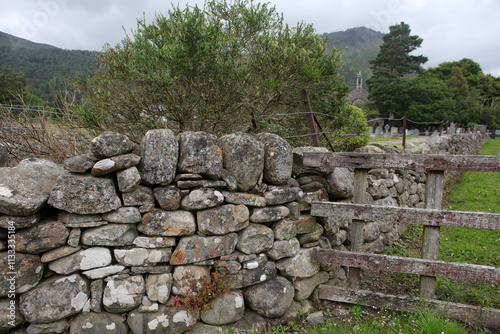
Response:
[420, 170, 444, 298]
[402, 116, 407, 149]
[302, 89, 320, 147]
[349, 168, 369, 289]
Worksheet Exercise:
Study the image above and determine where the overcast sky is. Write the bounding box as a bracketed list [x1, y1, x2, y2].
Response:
[1, 0, 499, 76]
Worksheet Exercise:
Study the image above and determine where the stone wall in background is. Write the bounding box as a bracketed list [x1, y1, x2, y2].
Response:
[0, 130, 489, 333]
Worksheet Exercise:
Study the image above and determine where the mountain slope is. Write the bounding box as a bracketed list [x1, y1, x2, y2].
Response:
[322, 27, 383, 91]
[0, 31, 57, 50]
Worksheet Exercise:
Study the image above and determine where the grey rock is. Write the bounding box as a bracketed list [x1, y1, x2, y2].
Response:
[250, 206, 289, 223]
[306, 311, 325, 324]
[200, 291, 245, 325]
[221, 191, 266, 207]
[103, 275, 145, 313]
[170, 234, 238, 265]
[146, 273, 172, 304]
[293, 271, 329, 300]
[255, 133, 293, 185]
[139, 209, 196, 237]
[292, 147, 333, 177]
[48, 174, 122, 214]
[41, 245, 82, 263]
[90, 279, 103, 312]
[102, 207, 142, 224]
[285, 202, 301, 220]
[0, 253, 43, 296]
[177, 179, 226, 189]
[15, 220, 69, 253]
[91, 153, 141, 176]
[326, 168, 354, 199]
[236, 223, 274, 254]
[221, 169, 238, 192]
[130, 266, 172, 274]
[297, 223, 324, 245]
[218, 133, 264, 191]
[67, 228, 81, 247]
[0, 213, 41, 229]
[63, 154, 97, 173]
[153, 186, 181, 210]
[171, 265, 211, 296]
[133, 236, 176, 248]
[298, 188, 328, 211]
[69, 312, 128, 334]
[363, 222, 381, 242]
[245, 276, 294, 318]
[48, 247, 112, 275]
[127, 304, 196, 334]
[19, 274, 89, 324]
[276, 248, 320, 278]
[177, 131, 223, 179]
[0, 297, 24, 330]
[264, 187, 303, 206]
[27, 318, 69, 334]
[266, 238, 300, 260]
[0, 158, 66, 216]
[114, 248, 172, 266]
[83, 265, 127, 280]
[58, 212, 102, 224]
[224, 309, 268, 334]
[282, 300, 315, 321]
[139, 129, 178, 185]
[228, 261, 277, 289]
[82, 224, 137, 246]
[116, 166, 141, 193]
[198, 204, 249, 235]
[0, 146, 9, 167]
[181, 188, 224, 210]
[122, 185, 155, 210]
[295, 215, 317, 234]
[90, 131, 135, 158]
[271, 219, 297, 241]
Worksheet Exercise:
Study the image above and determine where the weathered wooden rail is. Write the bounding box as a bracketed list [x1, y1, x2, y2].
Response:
[303, 152, 500, 329]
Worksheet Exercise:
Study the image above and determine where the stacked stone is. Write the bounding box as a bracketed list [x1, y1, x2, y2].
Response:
[0, 130, 346, 334]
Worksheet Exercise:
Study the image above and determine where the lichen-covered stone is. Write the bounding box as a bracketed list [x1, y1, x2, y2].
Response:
[264, 187, 303, 206]
[276, 248, 320, 279]
[266, 238, 300, 260]
[177, 131, 223, 179]
[0, 298, 24, 330]
[228, 261, 277, 289]
[48, 247, 112, 275]
[138, 209, 196, 237]
[218, 133, 264, 191]
[41, 245, 81, 263]
[81, 224, 137, 246]
[249, 206, 289, 223]
[170, 234, 237, 265]
[20, 274, 89, 324]
[297, 223, 324, 244]
[293, 271, 329, 300]
[171, 265, 211, 296]
[245, 276, 294, 318]
[292, 147, 333, 177]
[116, 166, 141, 193]
[180, 188, 224, 210]
[139, 129, 178, 185]
[102, 207, 142, 224]
[69, 312, 128, 334]
[146, 273, 172, 304]
[133, 236, 176, 248]
[91, 153, 141, 176]
[221, 191, 266, 207]
[0, 158, 66, 216]
[236, 223, 274, 254]
[15, 220, 69, 253]
[295, 215, 316, 234]
[103, 275, 145, 313]
[197, 204, 249, 235]
[90, 131, 135, 159]
[48, 174, 122, 214]
[127, 304, 196, 334]
[200, 291, 245, 325]
[326, 167, 354, 199]
[0, 253, 43, 296]
[153, 186, 181, 211]
[255, 133, 293, 185]
[83, 265, 126, 280]
[271, 218, 297, 241]
[122, 185, 155, 211]
[113, 248, 172, 266]
[0, 213, 41, 229]
[63, 155, 97, 173]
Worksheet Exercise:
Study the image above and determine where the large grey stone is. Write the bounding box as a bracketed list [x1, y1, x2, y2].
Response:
[200, 291, 245, 325]
[266, 238, 300, 260]
[83, 265, 127, 280]
[127, 304, 196, 334]
[48, 174, 122, 214]
[180, 188, 224, 210]
[69, 312, 129, 334]
[255, 133, 293, 185]
[228, 261, 277, 289]
[250, 206, 289, 223]
[171, 265, 211, 296]
[81, 224, 137, 246]
[0, 158, 66, 216]
[90, 131, 135, 158]
[271, 218, 297, 241]
[218, 133, 264, 191]
[245, 276, 294, 318]
[197, 204, 249, 235]
[15, 220, 69, 253]
[139, 129, 178, 185]
[177, 131, 223, 179]
[0, 297, 24, 330]
[19, 274, 89, 324]
[221, 191, 266, 207]
[102, 207, 142, 224]
[146, 273, 172, 304]
[170, 234, 237, 265]
[264, 187, 303, 206]
[63, 154, 97, 174]
[0, 213, 41, 229]
[116, 166, 141, 193]
[326, 167, 354, 199]
[224, 309, 268, 334]
[27, 318, 69, 334]
[0, 253, 43, 296]
[114, 248, 172, 266]
[48, 247, 112, 275]
[276, 248, 320, 278]
[139, 209, 196, 237]
[133, 236, 176, 249]
[153, 186, 181, 210]
[41, 245, 81, 263]
[293, 271, 330, 300]
[103, 275, 145, 313]
[236, 223, 274, 254]
[91, 153, 141, 176]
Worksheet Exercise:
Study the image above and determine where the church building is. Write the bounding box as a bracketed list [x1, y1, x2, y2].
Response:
[347, 71, 370, 105]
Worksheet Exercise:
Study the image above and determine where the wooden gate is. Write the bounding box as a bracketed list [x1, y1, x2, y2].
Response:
[302, 152, 500, 329]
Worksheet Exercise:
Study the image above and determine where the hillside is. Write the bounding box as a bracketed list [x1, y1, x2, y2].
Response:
[322, 27, 383, 91]
[0, 31, 98, 104]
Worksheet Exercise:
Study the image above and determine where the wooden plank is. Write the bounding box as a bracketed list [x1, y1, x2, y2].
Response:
[302, 152, 500, 172]
[318, 285, 500, 330]
[313, 249, 500, 284]
[310, 202, 500, 230]
[348, 168, 368, 289]
[302, 89, 319, 147]
[420, 171, 444, 299]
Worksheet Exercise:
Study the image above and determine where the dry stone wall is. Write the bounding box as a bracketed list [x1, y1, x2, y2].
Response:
[0, 130, 489, 333]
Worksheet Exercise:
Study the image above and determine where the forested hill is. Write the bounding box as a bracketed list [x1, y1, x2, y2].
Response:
[322, 27, 384, 90]
[0, 31, 98, 104]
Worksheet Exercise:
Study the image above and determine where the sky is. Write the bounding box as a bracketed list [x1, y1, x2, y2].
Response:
[1, 0, 499, 76]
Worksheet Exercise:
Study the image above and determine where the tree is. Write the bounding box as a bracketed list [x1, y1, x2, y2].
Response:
[73, 0, 348, 138]
[0, 68, 27, 104]
[446, 66, 469, 99]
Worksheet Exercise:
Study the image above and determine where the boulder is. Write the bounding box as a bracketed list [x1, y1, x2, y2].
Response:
[218, 133, 264, 191]
[266, 238, 300, 260]
[276, 248, 320, 279]
[116, 166, 141, 193]
[236, 223, 274, 254]
[264, 187, 303, 206]
[0, 213, 40, 229]
[90, 131, 135, 158]
[146, 273, 172, 304]
[102, 207, 142, 224]
[245, 276, 294, 318]
[153, 186, 181, 210]
[48, 174, 122, 214]
[326, 167, 354, 199]
[197, 204, 249, 235]
[19, 274, 89, 324]
[180, 188, 224, 210]
[200, 291, 245, 325]
[139, 129, 178, 185]
[171, 265, 211, 296]
[48, 247, 112, 275]
[0, 298, 24, 330]
[255, 133, 292, 185]
[228, 261, 277, 289]
[103, 275, 145, 313]
[293, 271, 330, 300]
[221, 191, 266, 207]
[63, 154, 96, 173]
[177, 131, 223, 179]
[0, 158, 66, 216]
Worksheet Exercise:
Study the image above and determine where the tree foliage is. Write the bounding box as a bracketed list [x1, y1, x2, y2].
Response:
[73, 0, 348, 138]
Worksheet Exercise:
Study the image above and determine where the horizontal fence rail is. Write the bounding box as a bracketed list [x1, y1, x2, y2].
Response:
[303, 152, 500, 172]
[311, 202, 500, 231]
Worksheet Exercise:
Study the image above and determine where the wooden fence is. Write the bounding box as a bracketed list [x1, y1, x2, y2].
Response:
[302, 152, 500, 329]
